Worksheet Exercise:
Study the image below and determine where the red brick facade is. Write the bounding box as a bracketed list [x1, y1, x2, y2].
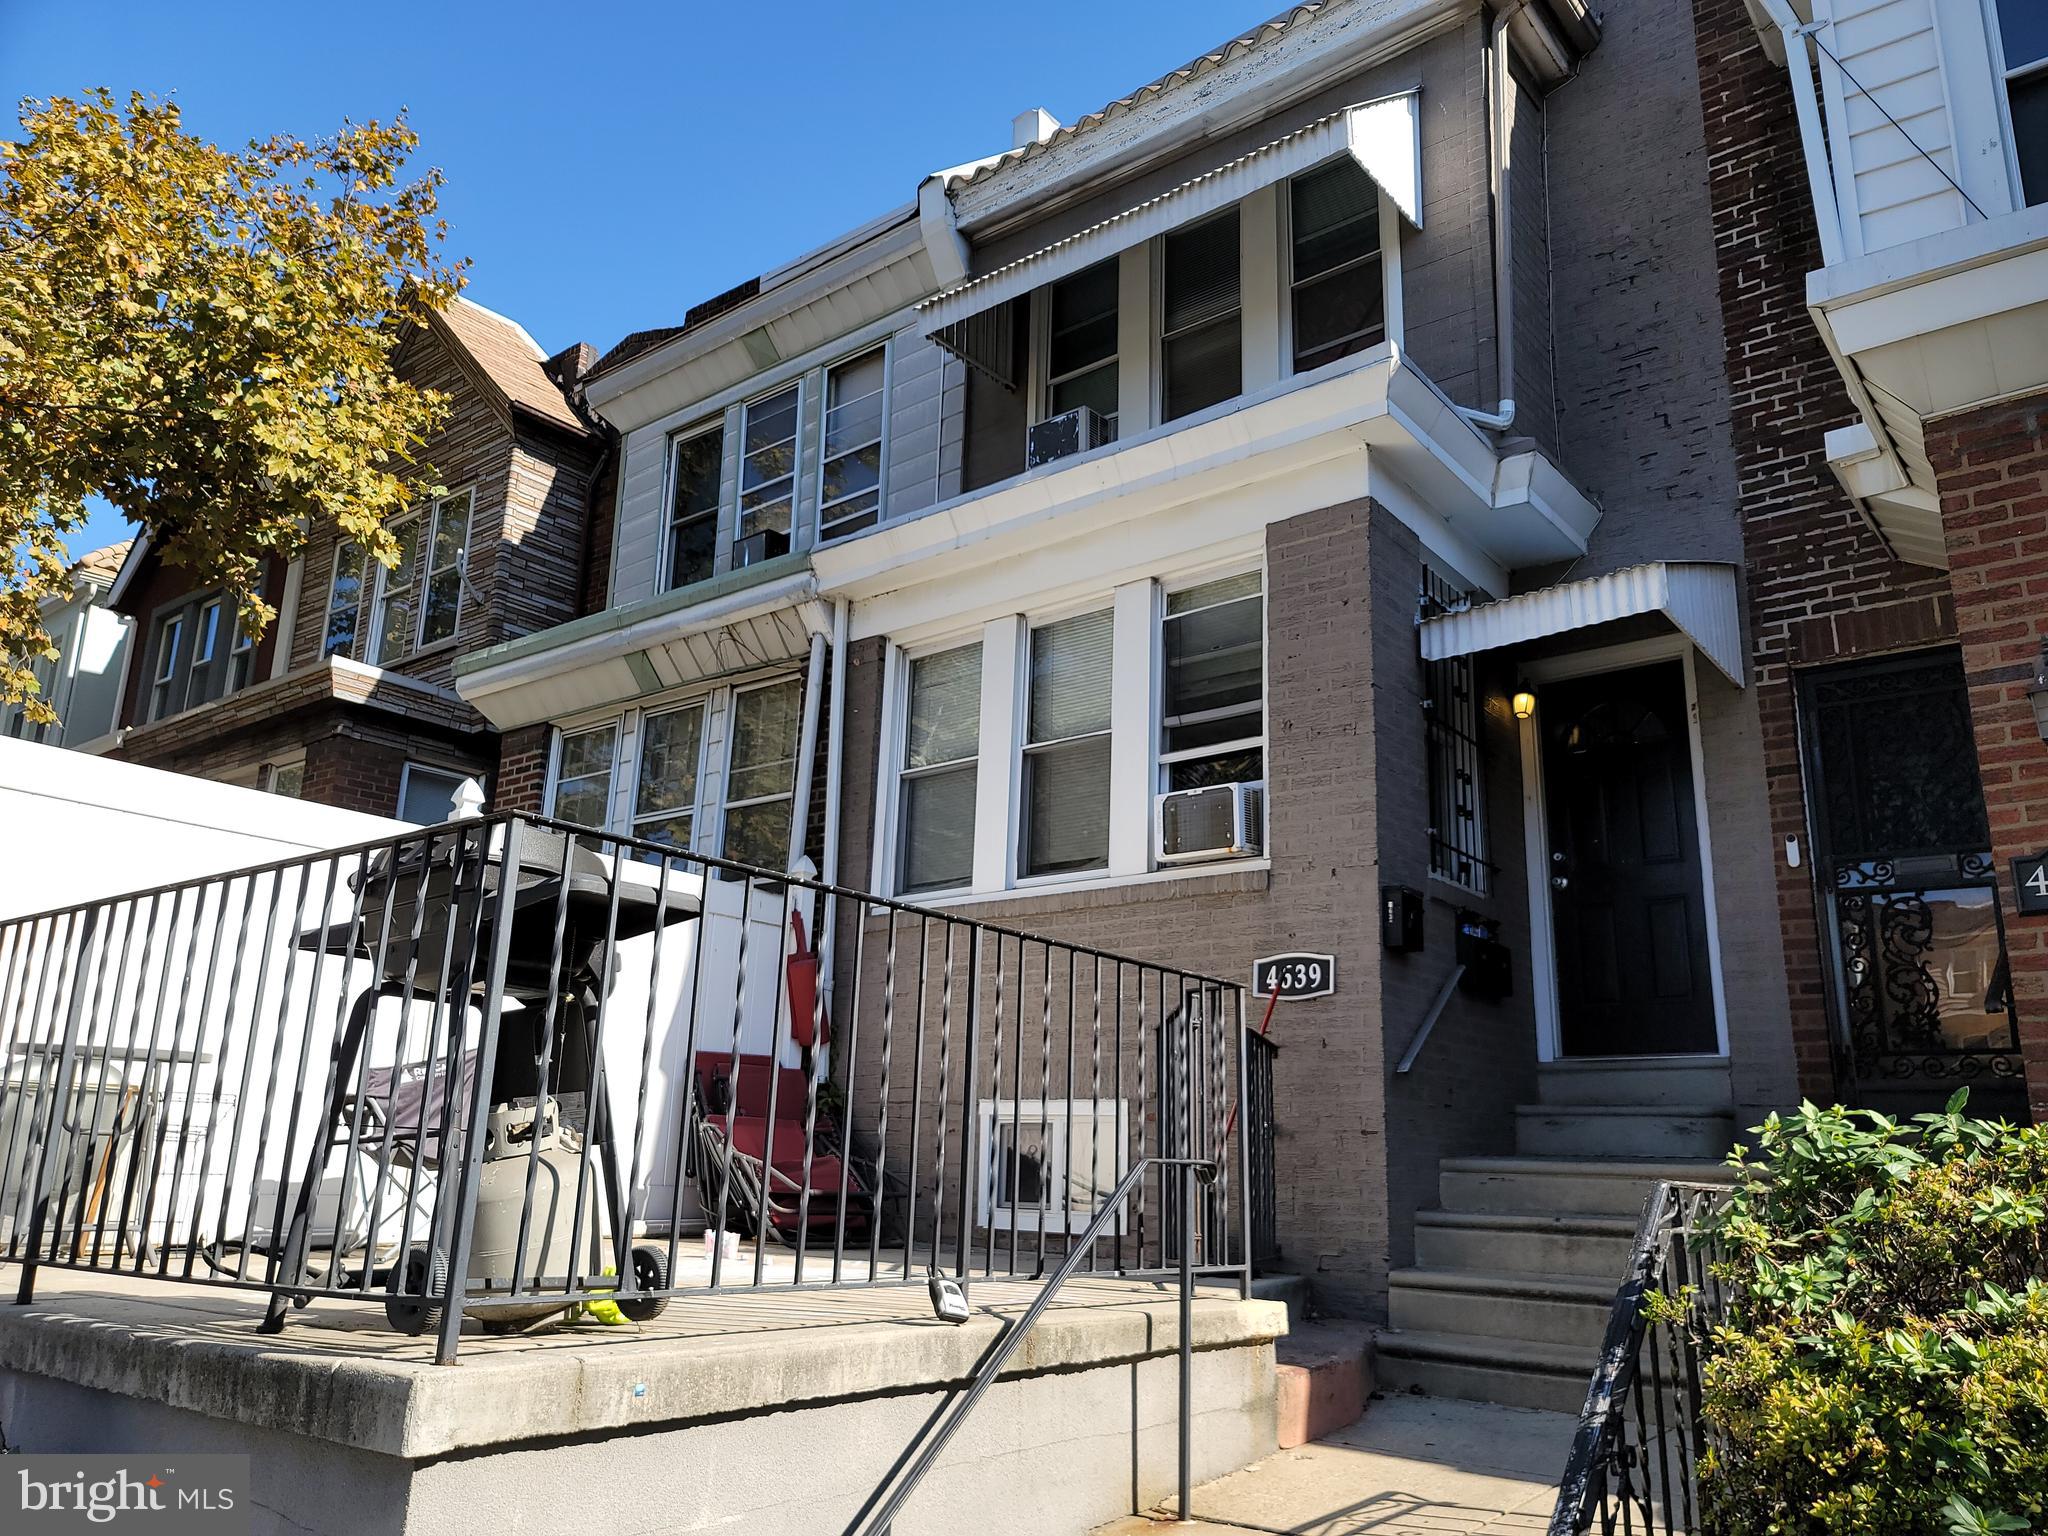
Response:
[1691, 0, 1960, 1102]
[1931, 395, 2048, 1122]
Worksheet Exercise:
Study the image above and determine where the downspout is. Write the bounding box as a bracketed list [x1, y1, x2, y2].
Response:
[787, 629, 828, 873]
[1752, 0, 1848, 268]
[1457, 3, 1519, 434]
[814, 598, 851, 1066]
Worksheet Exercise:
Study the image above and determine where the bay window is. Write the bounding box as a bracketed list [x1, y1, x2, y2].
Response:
[738, 384, 800, 558]
[820, 350, 887, 542]
[1159, 572, 1264, 791]
[144, 591, 256, 722]
[666, 425, 722, 590]
[1289, 160, 1384, 373]
[1159, 210, 1241, 423]
[897, 643, 981, 893]
[633, 702, 706, 850]
[1045, 260, 1119, 437]
[722, 678, 803, 869]
[1021, 609, 1114, 877]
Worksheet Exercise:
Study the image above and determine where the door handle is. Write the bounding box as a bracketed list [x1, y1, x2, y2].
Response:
[1550, 875, 1570, 891]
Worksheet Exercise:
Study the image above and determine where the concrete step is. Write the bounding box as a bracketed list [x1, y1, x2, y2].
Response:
[1253, 1272, 1312, 1330]
[1413, 1209, 1638, 1279]
[1536, 1058, 1732, 1107]
[1439, 1156, 1736, 1217]
[1274, 1320, 1374, 1449]
[1373, 1326, 1594, 1414]
[1514, 1103, 1736, 1161]
[1387, 1267, 1616, 1350]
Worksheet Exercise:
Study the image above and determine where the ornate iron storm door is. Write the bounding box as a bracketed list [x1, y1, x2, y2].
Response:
[1798, 651, 2024, 1103]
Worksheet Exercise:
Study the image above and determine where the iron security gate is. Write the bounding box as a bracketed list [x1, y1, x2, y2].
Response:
[1797, 651, 2023, 1102]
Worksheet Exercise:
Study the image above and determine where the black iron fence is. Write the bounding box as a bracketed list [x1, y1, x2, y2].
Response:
[0, 814, 1264, 1362]
[1550, 1181, 1733, 1536]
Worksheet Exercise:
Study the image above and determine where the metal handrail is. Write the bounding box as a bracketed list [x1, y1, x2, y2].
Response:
[845, 1155, 1222, 1536]
[1393, 962, 1465, 1074]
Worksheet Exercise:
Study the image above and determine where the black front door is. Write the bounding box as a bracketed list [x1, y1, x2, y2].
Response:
[1542, 662, 1718, 1056]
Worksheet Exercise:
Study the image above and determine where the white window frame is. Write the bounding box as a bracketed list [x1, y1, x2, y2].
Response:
[893, 639, 983, 897]
[1039, 259, 1121, 439]
[718, 675, 805, 871]
[630, 697, 714, 851]
[1990, 0, 2048, 207]
[1153, 208, 1244, 426]
[1014, 605, 1117, 884]
[322, 541, 368, 659]
[148, 612, 185, 721]
[264, 756, 306, 798]
[736, 381, 803, 552]
[975, 1097, 1129, 1235]
[663, 420, 725, 592]
[548, 719, 623, 832]
[1281, 162, 1388, 377]
[1156, 569, 1266, 800]
[817, 345, 890, 544]
[371, 487, 473, 665]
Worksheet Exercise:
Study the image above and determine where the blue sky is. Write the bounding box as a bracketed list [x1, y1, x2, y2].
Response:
[4, 0, 1270, 559]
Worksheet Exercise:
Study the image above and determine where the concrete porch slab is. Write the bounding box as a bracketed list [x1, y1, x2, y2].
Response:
[1095, 1395, 1574, 1535]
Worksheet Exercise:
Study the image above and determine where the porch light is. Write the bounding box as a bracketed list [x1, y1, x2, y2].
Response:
[1512, 690, 1536, 720]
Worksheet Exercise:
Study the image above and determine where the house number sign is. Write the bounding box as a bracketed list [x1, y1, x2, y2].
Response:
[1252, 953, 1336, 1000]
[2013, 851, 2048, 915]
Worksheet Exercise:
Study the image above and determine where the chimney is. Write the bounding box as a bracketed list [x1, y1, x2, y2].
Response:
[545, 341, 597, 388]
[1011, 108, 1061, 150]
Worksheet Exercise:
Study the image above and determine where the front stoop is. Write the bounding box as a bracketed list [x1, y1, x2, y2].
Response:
[1377, 1061, 1740, 1414]
[1274, 1320, 1374, 1448]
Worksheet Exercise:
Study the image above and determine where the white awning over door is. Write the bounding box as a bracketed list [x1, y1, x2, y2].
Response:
[918, 92, 1422, 378]
[1418, 562, 1747, 686]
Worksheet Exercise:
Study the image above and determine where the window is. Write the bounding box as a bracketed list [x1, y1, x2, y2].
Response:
[1289, 160, 1384, 373]
[820, 350, 887, 542]
[399, 763, 469, 825]
[666, 426, 722, 590]
[738, 384, 800, 552]
[1421, 569, 1490, 894]
[148, 614, 184, 720]
[1159, 211, 1241, 423]
[324, 543, 366, 657]
[1045, 260, 1119, 437]
[1160, 572, 1264, 792]
[265, 759, 305, 798]
[372, 490, 470, 662]
[144, 592, 256, 722]
[633, 702, 706, 850]
[722, 678, 803, 870]
[1021, 609, 1113, 877]
[1995, 0, 2048, 205]
[553, 724, 617, 829]
[977, 1098, 1128, 1234]
[897, 643, 981, 892]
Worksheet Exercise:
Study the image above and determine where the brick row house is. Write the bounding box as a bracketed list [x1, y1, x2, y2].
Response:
[452, 0, 1831, 1407]
[1688, 0, 2048, 1123]
[96, 297, 610, 820]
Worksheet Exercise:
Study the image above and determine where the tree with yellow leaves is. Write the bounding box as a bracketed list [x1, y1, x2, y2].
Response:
[0, 90, 465, 726]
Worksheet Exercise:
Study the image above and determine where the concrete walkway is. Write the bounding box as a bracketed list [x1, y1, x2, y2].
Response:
[1096, 1395, 1575, 1535]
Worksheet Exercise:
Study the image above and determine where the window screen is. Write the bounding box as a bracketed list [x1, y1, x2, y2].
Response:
[898, 643, 981, 892]
[1046, 260, 1119, 436]
[1161, 572, 1264, 792]
[1160, 211, 1242, 422]
[1290, 160, 1384, 372]
[821, 351, 887, 541]
[1021, 610, 1113, 877]
[667, 427, 723, 589]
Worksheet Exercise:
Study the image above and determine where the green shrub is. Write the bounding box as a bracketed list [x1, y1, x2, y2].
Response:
[1686, 1091, 2048, 1535]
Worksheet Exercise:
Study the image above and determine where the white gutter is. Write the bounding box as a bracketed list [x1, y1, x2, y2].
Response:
[1457, 5, 1518, 433]
[787, 631, 827, 873]
[456, 567, 820, 710]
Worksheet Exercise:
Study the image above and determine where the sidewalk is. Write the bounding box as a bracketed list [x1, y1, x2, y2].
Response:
[1095, 1395, 1574, 1535]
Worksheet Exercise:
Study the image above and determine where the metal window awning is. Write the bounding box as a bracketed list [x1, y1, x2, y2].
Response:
[919, 91, 1423, 385]
[1418, 562, 1746, 686]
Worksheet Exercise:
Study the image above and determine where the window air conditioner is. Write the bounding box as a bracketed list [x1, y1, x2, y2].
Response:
[1026, 406, 1112, 469]
[1156, 780, 1265, 864]
[733, 528, 791, 569]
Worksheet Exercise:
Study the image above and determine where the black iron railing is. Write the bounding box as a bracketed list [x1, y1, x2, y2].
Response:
[1550, 1181, 1732, 1536]
[0, 814, 1263, 1362]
